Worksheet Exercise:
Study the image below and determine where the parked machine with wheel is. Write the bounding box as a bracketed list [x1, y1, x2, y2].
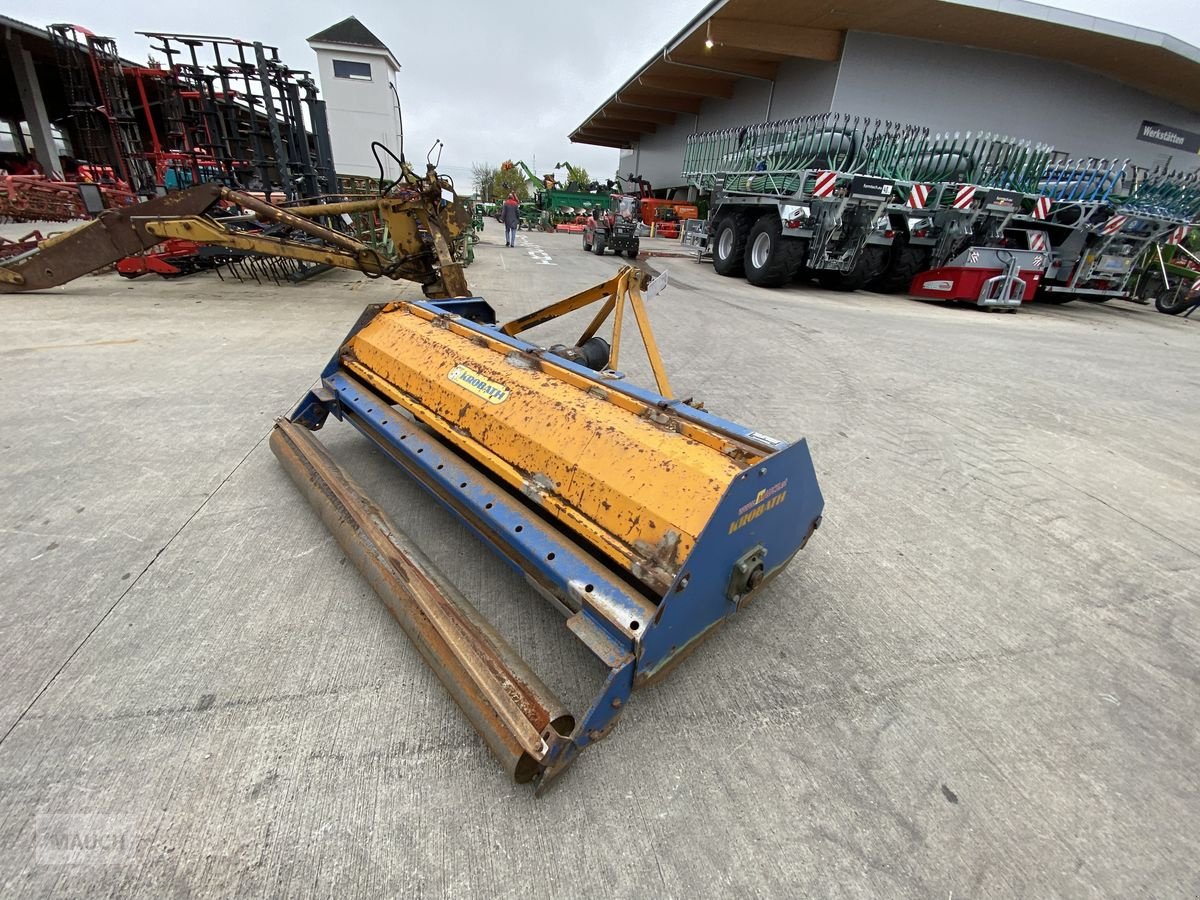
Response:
[1008, 163, 1200, 304]
[618, 173, 699, 238]
[684, 114, 904, 289]
[583, 194, 641, 258]
[874, 132, 1057, 309]
[1129, 232, 1200, 315]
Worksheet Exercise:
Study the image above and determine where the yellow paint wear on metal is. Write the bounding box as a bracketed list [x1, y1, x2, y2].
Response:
[341, 304, 761, 589]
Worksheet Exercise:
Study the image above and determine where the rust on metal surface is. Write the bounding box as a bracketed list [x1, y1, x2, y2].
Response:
[270, 418, 573, 783]
[0, 184, 223, 293]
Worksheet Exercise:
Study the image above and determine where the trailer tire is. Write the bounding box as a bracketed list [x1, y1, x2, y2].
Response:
[593, 234, 607, 255]
[744, 215, 804, 287]
[871, 245, 931, 294]
[817, 246, 888, 292]
[712, 216, 747, 277]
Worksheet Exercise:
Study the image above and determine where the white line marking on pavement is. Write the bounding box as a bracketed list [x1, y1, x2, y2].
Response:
[516, 235, 556, 265]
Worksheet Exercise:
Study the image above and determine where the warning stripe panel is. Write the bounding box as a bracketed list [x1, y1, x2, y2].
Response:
[1101, 215, 1128, 235]
[906, 184, 929, 209]
[1032, 197, 1052, 220]
[952, 185, 976, 210]
[812, 170, 838, 198]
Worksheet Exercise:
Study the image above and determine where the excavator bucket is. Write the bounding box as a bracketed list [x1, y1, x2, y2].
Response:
[272, 267, 824, 789]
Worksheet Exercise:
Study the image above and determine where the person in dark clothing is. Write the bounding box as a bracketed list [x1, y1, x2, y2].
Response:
[501, 193, 520, 247]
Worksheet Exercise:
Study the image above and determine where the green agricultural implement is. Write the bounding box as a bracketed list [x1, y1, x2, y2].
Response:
[1129, 237, 1200, 315]
[1006, 163, 1200, 304]
[534, 189, 612, 230]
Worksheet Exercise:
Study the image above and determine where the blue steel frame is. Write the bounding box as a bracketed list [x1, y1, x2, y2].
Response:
[287, 298, 825, 783]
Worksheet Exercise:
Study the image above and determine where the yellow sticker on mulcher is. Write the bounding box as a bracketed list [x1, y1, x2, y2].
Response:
[448, 364, 511, 404]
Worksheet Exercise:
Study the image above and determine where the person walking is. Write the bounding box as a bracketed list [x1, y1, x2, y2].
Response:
[501, 192, 520, 247]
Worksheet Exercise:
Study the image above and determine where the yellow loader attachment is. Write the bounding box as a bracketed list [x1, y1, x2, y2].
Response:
[275, 266, 825, 789]
[0, 162, 470, 299]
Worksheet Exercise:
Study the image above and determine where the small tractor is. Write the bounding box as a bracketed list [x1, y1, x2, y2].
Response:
[583, 194, 641, 258]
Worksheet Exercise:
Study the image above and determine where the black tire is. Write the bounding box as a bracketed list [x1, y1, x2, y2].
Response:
[712, 215, 747, 277]
[593, 234, 607, 255]
[817, 246, 888, 292]
[1037, 293, 1076, 304]
[1156, 280, 1197, 315]
[744, 214, 805, 287]
[625, 245, 639, 259]
[582, 231, 591, 251]
[871, 245, 931, 294]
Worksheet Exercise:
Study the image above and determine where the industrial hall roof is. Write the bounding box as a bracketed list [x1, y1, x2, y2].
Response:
[569, 0, 1200, 149]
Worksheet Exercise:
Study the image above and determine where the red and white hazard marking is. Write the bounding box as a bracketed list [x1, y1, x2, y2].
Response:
[952, 185, 977, 210]
[1031, 197, 1052, 220]
[1167, 225, 1190, 245]
[1101, 215, 1128, 235]
[906, 184, 929, 209]
[812, 170, 838, 198]
[1029, 231, 1049, 252]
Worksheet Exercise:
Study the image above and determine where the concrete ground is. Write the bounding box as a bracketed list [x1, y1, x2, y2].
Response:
[1, 226, 1197, 897]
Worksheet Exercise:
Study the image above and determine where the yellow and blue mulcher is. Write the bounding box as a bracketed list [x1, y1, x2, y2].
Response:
[0, 160, 825, 790]
[273, 264, 824, 791]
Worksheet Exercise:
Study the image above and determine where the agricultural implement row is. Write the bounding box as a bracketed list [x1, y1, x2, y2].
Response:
[0, 164, 471, 296]
[682, 112, 1199, 309]
[1007, 163, 1200, 304]
[0, 175, 136, 223]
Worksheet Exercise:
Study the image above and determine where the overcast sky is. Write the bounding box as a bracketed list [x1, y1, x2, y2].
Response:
[16, 0, 1198, 188]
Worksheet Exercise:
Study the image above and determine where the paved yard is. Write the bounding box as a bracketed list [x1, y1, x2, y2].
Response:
[1, 228, 1197, 896]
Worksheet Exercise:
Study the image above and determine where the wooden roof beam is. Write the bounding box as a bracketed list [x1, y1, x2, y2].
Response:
[577, 124, 644, 141]
[709, 20, 844, 61]
[605, 104, 676, 125]
[596, 117, 657, 134]
[664, 53, 778, 81]
[635, 73, 735, 99]
[571, 134, 629, 149]
[615, 89, 703, 115]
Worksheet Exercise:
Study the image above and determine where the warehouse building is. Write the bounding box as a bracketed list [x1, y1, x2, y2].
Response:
[570, 0, 1200, 196]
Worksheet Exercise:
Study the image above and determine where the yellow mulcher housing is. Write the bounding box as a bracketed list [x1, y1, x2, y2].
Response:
[275, 266, 825, 790]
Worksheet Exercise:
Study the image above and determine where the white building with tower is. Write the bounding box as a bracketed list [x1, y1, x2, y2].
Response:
[306, 17, 402, 179]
